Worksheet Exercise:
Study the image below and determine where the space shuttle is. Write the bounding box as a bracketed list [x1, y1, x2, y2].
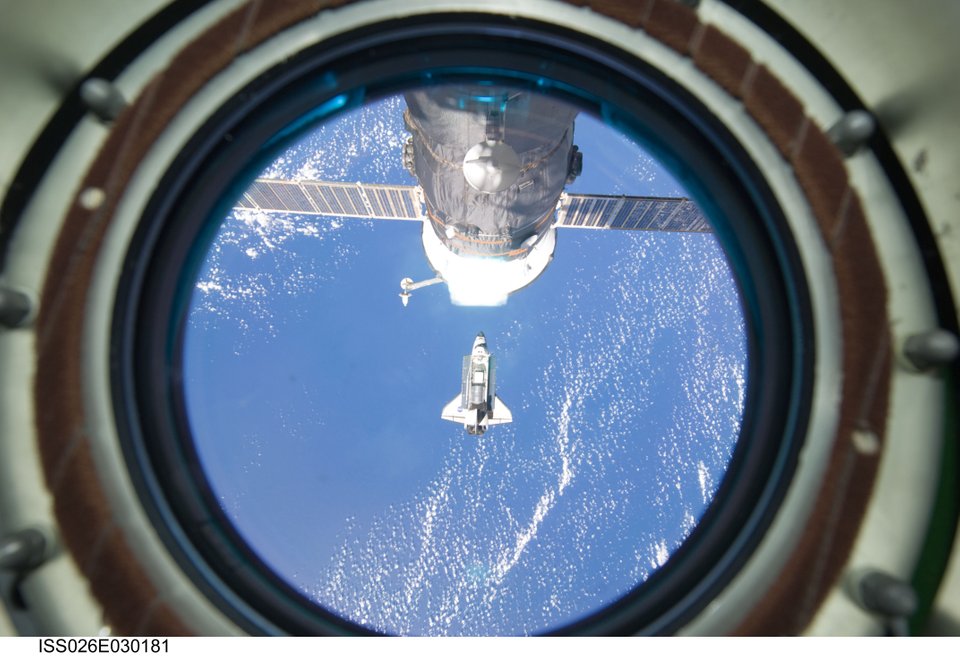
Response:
[441, 332, 513, 435]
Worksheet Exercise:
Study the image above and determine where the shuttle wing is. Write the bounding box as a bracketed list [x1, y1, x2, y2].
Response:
[441, 395, 467, 423]
[487, 394, 513, 426]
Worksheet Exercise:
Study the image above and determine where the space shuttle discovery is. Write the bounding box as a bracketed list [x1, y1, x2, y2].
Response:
[441, 332, 513, 435]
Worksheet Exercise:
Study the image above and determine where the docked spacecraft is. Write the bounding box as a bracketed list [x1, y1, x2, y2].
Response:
[402, 86, 581, 305]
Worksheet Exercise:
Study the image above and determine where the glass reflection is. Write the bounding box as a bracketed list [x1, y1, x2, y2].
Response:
[183, 86, 747, 635]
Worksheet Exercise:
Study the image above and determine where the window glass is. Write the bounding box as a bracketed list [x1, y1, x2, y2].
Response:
[183, 87, 747, 635]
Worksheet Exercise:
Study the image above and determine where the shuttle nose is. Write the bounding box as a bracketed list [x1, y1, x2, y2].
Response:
[472, 332, 487, 351]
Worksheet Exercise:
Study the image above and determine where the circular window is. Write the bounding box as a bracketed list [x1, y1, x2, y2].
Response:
[182, 87, 747, 635]
[7, 0, 957, 640]
[113, 15, 810, 635]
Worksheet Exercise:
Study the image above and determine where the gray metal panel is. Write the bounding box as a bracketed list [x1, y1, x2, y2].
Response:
[488, 355, 496, 408]
[460, 356, 471, 408]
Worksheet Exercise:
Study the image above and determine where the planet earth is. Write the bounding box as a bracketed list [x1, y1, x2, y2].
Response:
[183, 92, 747, 635]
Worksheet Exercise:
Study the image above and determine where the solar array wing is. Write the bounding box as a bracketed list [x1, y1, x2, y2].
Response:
[555, 193, 711, 233]
[236, 179, 424, 221]
[234, 180, 711, 233]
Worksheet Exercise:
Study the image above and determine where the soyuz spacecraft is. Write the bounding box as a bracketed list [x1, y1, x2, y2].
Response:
[441, 332, 513, 435]
[402, 87, 581, 306]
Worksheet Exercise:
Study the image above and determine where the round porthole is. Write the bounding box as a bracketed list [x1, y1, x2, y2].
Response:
[2, 0, 954, 638]
[108, 16, 808, 635]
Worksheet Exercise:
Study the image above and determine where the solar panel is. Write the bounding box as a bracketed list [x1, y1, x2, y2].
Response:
[233, 180, 712, 233]
[554, 193, 711, 232]
[235, 180, 425, 221]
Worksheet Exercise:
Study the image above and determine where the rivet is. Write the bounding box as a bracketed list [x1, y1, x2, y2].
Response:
[80, 78, 127, 122]
[902, 329, 959, 370]
[845, 568, 917, 636]
[79, 187, 106, 211]
[828, 110, 876, 156]
[852, 429, 880, 456]
[0, 287, 33, 328]
[0, 529, 48, 571]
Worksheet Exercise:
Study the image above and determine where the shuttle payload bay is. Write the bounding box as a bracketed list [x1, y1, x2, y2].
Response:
[441, 332, 513, 435]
